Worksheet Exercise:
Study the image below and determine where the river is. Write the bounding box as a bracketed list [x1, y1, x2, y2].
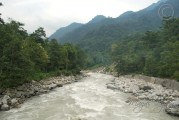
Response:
[0, 73, 178, 120]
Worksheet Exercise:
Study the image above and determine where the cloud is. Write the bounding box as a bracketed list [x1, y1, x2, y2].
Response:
[0, 0, 159, 36]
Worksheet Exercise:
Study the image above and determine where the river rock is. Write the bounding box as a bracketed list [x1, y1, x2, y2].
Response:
[2, 95, 10, 104]
[139, 85, 153, 91]
[107, 84, 118, 90]
[165, 99, 179, 116]
[5, 89, 17, 98]
[10, 98, 19, 107]
[166, 96, 175, 101]
[0, 74, 85, 112]
[0, 99, 2, 107]
[57, 83, 63, 87]
[172, 92, 179, 97]
[24, 91, 34, 98]
[126, 96, 139, 104]
[1, 104, 10, 111]
[15, 91, 25, 98]
[17, 97, 25, 104]
[16, 84, 29, 91]
[48, 84, 57, 90]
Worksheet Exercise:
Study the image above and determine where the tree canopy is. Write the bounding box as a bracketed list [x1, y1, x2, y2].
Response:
[0, 2, 4, 24]
[111, 18, 179, 81]
[0, 19, 86, 88]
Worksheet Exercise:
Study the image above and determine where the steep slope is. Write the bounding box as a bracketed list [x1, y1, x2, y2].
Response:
[77, 0, 179, 52]
[52, 0, 179, 45]
[49, 22, 83, 40]
[57, 15, 116, 44]
[50, 0, 179, 65]
[88, 15, 106, 24]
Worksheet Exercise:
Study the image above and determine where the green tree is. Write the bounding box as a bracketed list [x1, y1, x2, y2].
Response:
[23, 38, 49, 71]
[111, 18, 179, 81]
[0, 19, 86, 87]
[0, 21, 33, 87]
[30, 27, 46, 44]
[47, 39, 63, 71]
[0, 2, 4, 24]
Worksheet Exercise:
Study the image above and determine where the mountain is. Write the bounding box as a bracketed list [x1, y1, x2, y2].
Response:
[49, 22, 83, 40]
[51, 0, 179, 44]
[50, 0, 179, 64]
[49, 15, 107, 42]
[52, 15, 115, 44]
[88, 15, 106, 24]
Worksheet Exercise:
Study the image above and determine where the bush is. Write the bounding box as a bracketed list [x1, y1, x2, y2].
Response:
[32, 72, 48, 81]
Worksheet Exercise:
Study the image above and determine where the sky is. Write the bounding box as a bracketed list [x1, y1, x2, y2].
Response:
[0, 0, 159, 36]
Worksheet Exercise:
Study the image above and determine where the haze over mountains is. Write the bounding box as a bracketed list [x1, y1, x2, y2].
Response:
[50, 0, 179, 64]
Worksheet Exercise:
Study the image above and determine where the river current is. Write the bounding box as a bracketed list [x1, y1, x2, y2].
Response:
[0, 73, 178, 120]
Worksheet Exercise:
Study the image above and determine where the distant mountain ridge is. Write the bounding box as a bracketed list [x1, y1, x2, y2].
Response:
[88, 15, 106, 24]
[50, 0, 179, 48]
[50, 22, 83, 40]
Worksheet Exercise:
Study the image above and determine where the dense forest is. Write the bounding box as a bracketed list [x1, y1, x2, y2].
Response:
[111, 18, 179, 81]
[0, 4, 85, 88]
[50, 0, 179, 68]
[0, 1, 179, 89]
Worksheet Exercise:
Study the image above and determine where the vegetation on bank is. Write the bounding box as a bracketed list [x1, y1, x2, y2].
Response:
[111, 18, 179, 81]
[1, 2, 178, 89]
[0, 6, 86, 88]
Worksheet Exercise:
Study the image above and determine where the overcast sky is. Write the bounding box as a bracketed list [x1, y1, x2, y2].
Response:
[1, 0, 159, 36]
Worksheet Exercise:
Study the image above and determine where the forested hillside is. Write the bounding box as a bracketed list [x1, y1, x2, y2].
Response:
[50, 22, 83, 41]
[50, 0, 179, 67]
[0, 13, 85, 88]
[111, 18, 179, 81]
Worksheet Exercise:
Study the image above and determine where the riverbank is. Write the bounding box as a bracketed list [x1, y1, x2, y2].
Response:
[106, 74, 179, 116]
[0, 72, 88, 111]
[0, 72, 178, 120]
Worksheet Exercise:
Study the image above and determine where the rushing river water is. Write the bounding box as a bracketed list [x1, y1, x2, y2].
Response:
[0, 73, 178, 120]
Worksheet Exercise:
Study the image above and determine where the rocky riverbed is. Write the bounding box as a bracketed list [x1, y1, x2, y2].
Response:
[0, 73, 88, 111]
[106, 75, 179, 116]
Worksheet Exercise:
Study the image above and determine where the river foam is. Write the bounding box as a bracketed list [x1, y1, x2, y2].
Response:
[0, 73, 178, 120]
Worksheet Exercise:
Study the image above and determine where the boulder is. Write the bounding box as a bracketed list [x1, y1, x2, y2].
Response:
[0, 99, 2, 107]
[161, 80, 167, 87]
[57, 83, 63, 87]
[138, 95, 147, 99]
[24, 91, 34, 98]
[15, 91, 25, 98]
[165, 99, 179, 116]
[1, 104, 10, 111]
[48, 84, 57, 90]
[10, 98, 19, 107]
[66, 81, 72, 84]
[18, 98, 25, 104]
[40, 90, 48, 94]
[107, 84, 118, 90]
[172, 92, 179, 97]
[166, 96, 175, 101]
[5, 89, 18, 98]
[16, 85, 27, 91]
[2, 95, 10, 104]
[126, 96, 139, 104]
[139, 85, 153, 91]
